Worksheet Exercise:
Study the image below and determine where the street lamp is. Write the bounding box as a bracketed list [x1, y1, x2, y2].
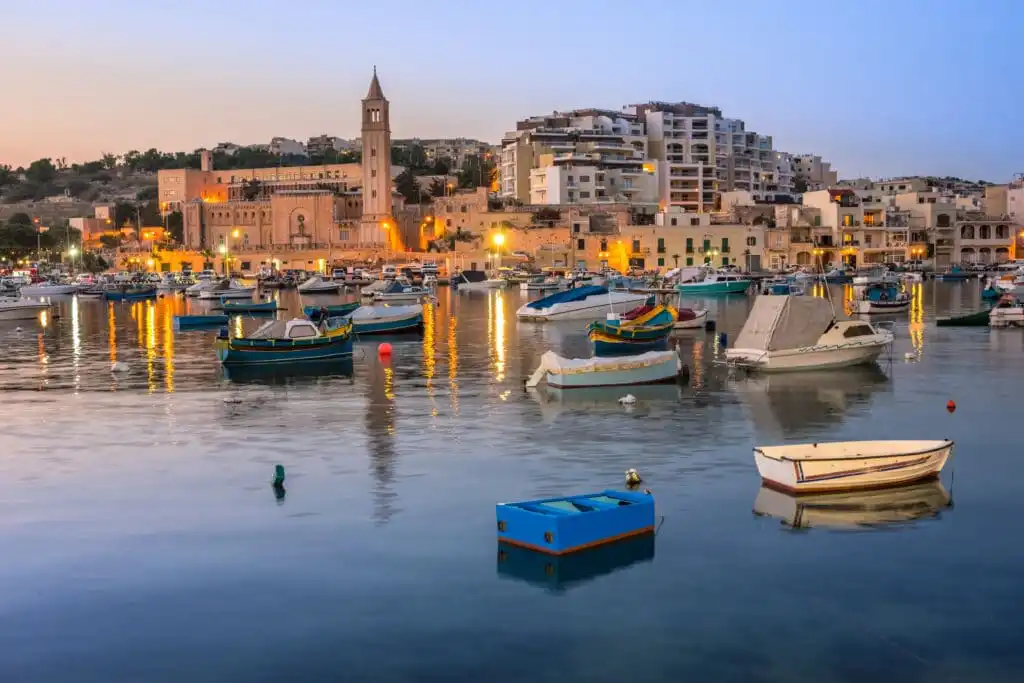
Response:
[218, 243, 228, 275]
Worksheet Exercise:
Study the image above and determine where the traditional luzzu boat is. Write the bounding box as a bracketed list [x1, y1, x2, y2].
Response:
[173, 314, 230, 330]
[851, 282, 911, 314]
[726, 295, 893, 372]
[221, 299, 278, 313]
[303, 302, 361, 321]
[348, 304, 423, 334]
[496, 490, 655, 555]
[753, 439, 953, 494]
[526, 349, 682, 389]
[936, 309, 991, 327]
[752, 480, 951, 530]
[587, 304, 677, 356]
[214, 317, 354, 365]
[516, 285, 648, 322]
[103, 285, 158, 302]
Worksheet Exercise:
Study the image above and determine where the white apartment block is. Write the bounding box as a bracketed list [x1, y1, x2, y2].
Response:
[1008, 175, 1024, 223]
[306, 134, 358, 155]
[269, 137, 308, 157]
[420, 138, 495, 168]
[792, 154, 838, 191]
[529, 162, 657, 205]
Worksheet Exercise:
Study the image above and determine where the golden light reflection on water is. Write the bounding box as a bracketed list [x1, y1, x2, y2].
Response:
[448, 314, 459, 414]
[691, 339, 705, 389]
[163, 298, 175, 393]
[422, 301, 436, 386]
[494, 292, 506, 382]
[145, 301, 157, 393]
[909, 282, 924, 354]
[107, 303, 117, 363]
[384, 365, 395, 403]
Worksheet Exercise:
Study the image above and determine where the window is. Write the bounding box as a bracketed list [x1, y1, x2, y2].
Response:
[371, 148, 377, 157]
[722, 258, 729, 266]
[580, 175, 591, 182]
[936, 214, 951, 228]
[746, 236, 757, 246]
[371, 170, 376, 178]
[671, 218, 677, 226]
[813, 215, 821, 226]
[577, 239, 585, 250]
[340, 230, 350, 241]
[686, 257, 694, 266]
[241, 261, 251, 270]
[573, 223, 581, 234]
[690, 217, 700, 226]
[703, 239, 711, 253]
[579, 191, 590, 198]
[721, 238, 730, 253]
[658, 257, 665, 267]
[632, 239, 641, 253]
[600, 239, 608, 251]
[686, 238, 694, 254]
[657, 238, 665, 253]
[843, 324, 875, 338]
[864, 235, 872, 246]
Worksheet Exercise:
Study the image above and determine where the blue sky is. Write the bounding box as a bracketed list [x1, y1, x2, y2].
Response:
[3, 0, 1020, 180]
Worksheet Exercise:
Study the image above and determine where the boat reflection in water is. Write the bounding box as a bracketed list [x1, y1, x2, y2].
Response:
[753, 480, 951, 531]
[220, 358, 355, 385]
[527, 383, 683, 423]
[497, 532, 655, 594]
[733, 365, 891, 438]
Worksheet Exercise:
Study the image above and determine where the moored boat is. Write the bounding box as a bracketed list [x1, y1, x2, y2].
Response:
[104, 286, 158, 302]
[851, 282, 911, 314]
[20, 282, 78, 297]
[672, 307, 709, 330]
[588, 304, 676, 356]
[726, 295, 893, 372]
[935, 266, 973, 281]
[516, 285, 648, 322]
[753, 439, 954, 494]
[297, 276, 342, 294]
[221, 300, 279, 313]
[173, 314, 230, 330]
[496, 489, 655, 555]
[0, 298, 51, 321]
[453, 270, 506, 291]
[525, 349, 682, 389]
[214, 317, 354, 365]
[373, 280, 432, 303]
[303, 302, 361, 321]
[989, 294, 1024, 328]
[676, 271, 751, 295]
[348, 304, 423, 334]
[936, 309, 990, 327]
[198, 279, 256, 300]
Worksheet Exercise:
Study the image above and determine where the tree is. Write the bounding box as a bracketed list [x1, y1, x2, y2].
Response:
[79, 160, 105, 174]
[0, 164, 17, 188]
[166, 211, 184, 243]
[66, 179, 91, 197]
[114, 202, 138, 229]
[426, 178, 447, 200]
[101, 153, 119, 170]
[136, 186, 158, 201]
[457, 154, 496, 189]
[793, 177, 808, 193]
[80, 252, 109, 273]
[25, 158, 57, 184]
[431, 158, 451, 176]
[394, 169, 420, 204]
[7, 212, 32, 227]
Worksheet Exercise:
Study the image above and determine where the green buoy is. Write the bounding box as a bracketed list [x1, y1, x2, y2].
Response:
[273, 464, 286, 486]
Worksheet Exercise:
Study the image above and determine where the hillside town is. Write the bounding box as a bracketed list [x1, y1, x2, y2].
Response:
[1, 68, 1020, 276]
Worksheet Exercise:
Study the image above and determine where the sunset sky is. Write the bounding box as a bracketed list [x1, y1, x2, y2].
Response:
[3, 0, 1021, 180]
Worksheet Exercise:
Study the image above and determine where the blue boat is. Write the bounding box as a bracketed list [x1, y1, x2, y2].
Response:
[497, 532, 655, 593]
[935, 266, 972, 282]
[214, 317, 354, 365]
[104, 286, 157, 302]
[221, 358, 355, 383]
[496, 489, 655, 555]
[677, 272, 751, 295]
[982, 283, 1002, 301]
[174, 314, 229, 330]
[303, 302, 361, 321]
[222, 300, 278, 313]
[349, 305, 424, 334]
[588, 304, 676, 356]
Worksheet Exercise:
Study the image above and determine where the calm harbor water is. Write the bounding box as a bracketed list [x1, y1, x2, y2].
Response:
[1, 282, 1022, 682]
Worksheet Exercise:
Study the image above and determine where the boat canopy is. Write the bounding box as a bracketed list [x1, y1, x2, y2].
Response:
[249, 319, 321, 340]
[734, 295, 834, 352]
[349, 305, 421, 320]
[458, 270, 488, 283]
[526, 285, 607, 310]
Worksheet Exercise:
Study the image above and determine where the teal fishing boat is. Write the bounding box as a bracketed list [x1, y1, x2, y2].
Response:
[303, 302, 360, 321]
[214, 317, 354, 365]
[676, 272, 750, 295]
[222, 300, 278, 313]
[104, 286, 157, 302]
[174, 314, 229, 330]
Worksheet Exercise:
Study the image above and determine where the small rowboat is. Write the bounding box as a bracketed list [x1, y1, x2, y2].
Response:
[753, 440, 953, 494]
[174, 314, 230, 330]
[672, 308, 708, 330]
[303, 302, 361, 321]
[496, 489, 655, 555]
[936, 309, 990, 327]
[221, 300, 278, 313]
[526, 349, 682, 389]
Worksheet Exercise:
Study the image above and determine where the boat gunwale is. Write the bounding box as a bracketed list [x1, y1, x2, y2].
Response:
[755, 440, 953, 463]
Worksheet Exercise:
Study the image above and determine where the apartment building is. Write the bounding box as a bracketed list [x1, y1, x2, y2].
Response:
[792, 155, 838, 191]
[956, 211, 1013, 264]
[269, 137, 308, 157]
[419, 138, 494, 168]
[306, 134, 359, 155]
[1008, 175, 1024, 223]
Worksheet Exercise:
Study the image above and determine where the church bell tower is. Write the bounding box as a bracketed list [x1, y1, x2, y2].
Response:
[359, 67, 393, 248]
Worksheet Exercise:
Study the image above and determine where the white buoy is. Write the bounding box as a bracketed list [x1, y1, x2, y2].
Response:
[904, 352, 916, 361]
[625, 468, 642, 486]
[14, 326, 22, 333]
[111, 361, 130, 373]
[618, 394, 637, 405]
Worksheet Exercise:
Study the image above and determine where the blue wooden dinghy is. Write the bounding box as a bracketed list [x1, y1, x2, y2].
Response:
[214, 317, 354, 365]
[497, 532, 654, 593]
[496, 489, 655, 555]
[303, 302, 360, 321]
[174, 314, 230, 330]
[349, 304, 423, 334]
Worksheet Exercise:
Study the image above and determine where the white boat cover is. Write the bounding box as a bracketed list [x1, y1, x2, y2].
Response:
[350, 304, 421, 321]
[525, 350, 677, 388]
[734, 295, 834, 352]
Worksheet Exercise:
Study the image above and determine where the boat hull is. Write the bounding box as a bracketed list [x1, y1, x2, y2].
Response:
[353, 312, 424, 335]
[174, 314, 230, 330]
[546, 353, 681, 389]
[104, 289, 158, 302]
[672, 309, 708, 329]
[303, 302, 361, 320]
[591, 335, 668, 357]
[199, 288, 255, 300]
[937, 310, 990, 327]
[726, 341, 888, 372]
[754, 441, 953, 494]
[222, 301, 279, 313]
[852, 299, 910, 314]
[677, 280, 750, 295]
[989, 308, 1024, 328]
[215, 331, 354, 365]
[0, 303, 49, 320]
[517, 293, 648, 322]
[20, 285, 79, 296]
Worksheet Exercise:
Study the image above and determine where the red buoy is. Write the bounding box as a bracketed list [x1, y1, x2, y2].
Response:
[946, 400, 956, 413]
[378, 342, 393, 358]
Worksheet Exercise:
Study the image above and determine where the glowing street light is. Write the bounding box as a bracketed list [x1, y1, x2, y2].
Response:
[68, 247, 79, 257]
[218, 244, 228, 255]
[231, 229, 240, 239]
[492, 233, 505, 248]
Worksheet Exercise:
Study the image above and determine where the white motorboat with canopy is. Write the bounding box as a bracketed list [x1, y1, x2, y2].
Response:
[726, 295, 892, 372]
